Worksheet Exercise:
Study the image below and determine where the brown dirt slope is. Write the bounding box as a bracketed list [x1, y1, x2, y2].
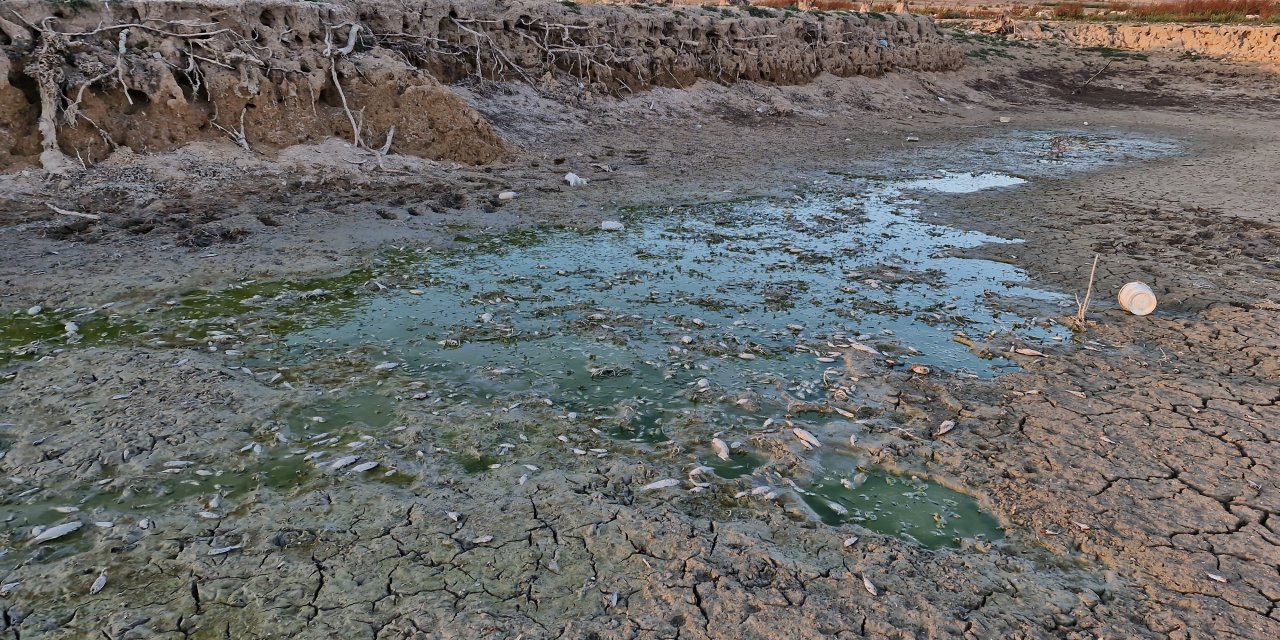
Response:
[0, 0, 962, 171]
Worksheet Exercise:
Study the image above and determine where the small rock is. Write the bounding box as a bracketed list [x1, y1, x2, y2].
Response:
[498, 191, 517, 200]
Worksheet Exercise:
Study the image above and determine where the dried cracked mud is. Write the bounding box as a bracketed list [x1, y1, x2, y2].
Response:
[2, 4, 1280, 640]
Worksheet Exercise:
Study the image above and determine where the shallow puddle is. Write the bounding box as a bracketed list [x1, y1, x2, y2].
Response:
[799, 455, 1003, 549]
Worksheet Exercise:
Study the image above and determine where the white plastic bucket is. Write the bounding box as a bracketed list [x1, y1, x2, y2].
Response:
[1118, 282, 1157, 316]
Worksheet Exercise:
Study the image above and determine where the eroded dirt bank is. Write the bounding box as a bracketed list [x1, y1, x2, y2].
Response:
[0, 0, 960, 171]
[1, 11, 1279, 640]
[1009, 21, 1280, 69]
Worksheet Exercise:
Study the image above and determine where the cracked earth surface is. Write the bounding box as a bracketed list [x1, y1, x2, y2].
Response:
[3, 42, 1280, 640]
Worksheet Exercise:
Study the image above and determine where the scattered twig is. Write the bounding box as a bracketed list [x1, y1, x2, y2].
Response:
[47, 204, 100, 220]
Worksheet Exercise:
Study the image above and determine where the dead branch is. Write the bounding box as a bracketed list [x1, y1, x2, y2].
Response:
[1072, 59, 1112, 95]
[47, 204, 100, 220]
[211, 107, 251, 151]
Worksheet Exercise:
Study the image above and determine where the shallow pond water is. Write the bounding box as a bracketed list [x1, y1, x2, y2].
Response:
[2, 170, 1071, 551]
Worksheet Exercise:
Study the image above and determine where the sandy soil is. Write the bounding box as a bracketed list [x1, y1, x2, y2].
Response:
[2, 18, 1279, 640]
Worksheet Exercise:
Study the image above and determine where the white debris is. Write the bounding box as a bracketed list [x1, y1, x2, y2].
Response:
[600, 220, 625, 231]
[563, 173, 588, 187]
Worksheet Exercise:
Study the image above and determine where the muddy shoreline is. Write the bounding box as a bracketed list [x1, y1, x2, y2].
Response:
[3, 14, 1280, 640]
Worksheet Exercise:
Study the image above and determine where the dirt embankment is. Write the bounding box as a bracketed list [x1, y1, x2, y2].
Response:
[1012, 21, 1280, 68]
[0, 0, 962, 172]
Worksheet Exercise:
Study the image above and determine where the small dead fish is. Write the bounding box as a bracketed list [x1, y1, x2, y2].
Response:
[518, 474, 528, 485]
[1067, 390, 1087, 398]
[89, 569, 107, 595]
[472, 535, 494, 545]
[349, 461, 379, 473]
[843, 536, 859, 548]
[848, 342, 880, 356]
[793, 428, 822, 449]
[374, 362, 400, 371]
[738, 353, 756, 360]
[711, 438, 731, 461]
[52, 506, 80, 513]
[1205, 572, 1229, 584]
[196, 511, 221, 520]
[1013, 348, 1047, 357]
[827, 501, 849, 516]
[30, 521, 82, 545]
[0, 582, 20, 597]
[862, 575, 878, 596]
[639, 478, 681, 491]
[209, 544, 242, 556]
[329, 455, 359, 471]
[935, 420, 956, 437]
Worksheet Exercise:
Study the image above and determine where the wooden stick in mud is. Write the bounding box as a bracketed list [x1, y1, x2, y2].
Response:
[1076, 254, 1100, 325]
[1072, 60, 1112, 95]
[47, 204, 100, 220]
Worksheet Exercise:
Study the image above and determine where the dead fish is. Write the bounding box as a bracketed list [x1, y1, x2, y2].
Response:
[639, 478, 681, 491]
[207, 495, 222, 510]
[711, 438, 731, 461]
[209, 544, 242, 556]
[843, 537, 859, 548]
[374, 362, 400, 371]
[328, 455, 359, 471]
[52, 506, 80, 513]
[827, 501, 849, 516]
[793, 428, 822, 449]
[1205, 572, 1229, 584]
[196, 511, 221, 520]
[862, 575, 878, 596]
[1013, 347, 1047, 357]
[472, 535, 494, 544]
[349, 461, 379, 473]
[89, 569, 107, 595]
[518, 474, 528, 485]
[935, 420, 956, 437]
[164, 460, 195, 468]
[738, 353, 757, 360]
[848, 342, 880, 356]
[0, 582, 20, 597]
[30, 521, 82, 545]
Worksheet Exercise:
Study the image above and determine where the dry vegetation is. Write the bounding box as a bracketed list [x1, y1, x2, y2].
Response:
[663, 0, 1279, 22]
